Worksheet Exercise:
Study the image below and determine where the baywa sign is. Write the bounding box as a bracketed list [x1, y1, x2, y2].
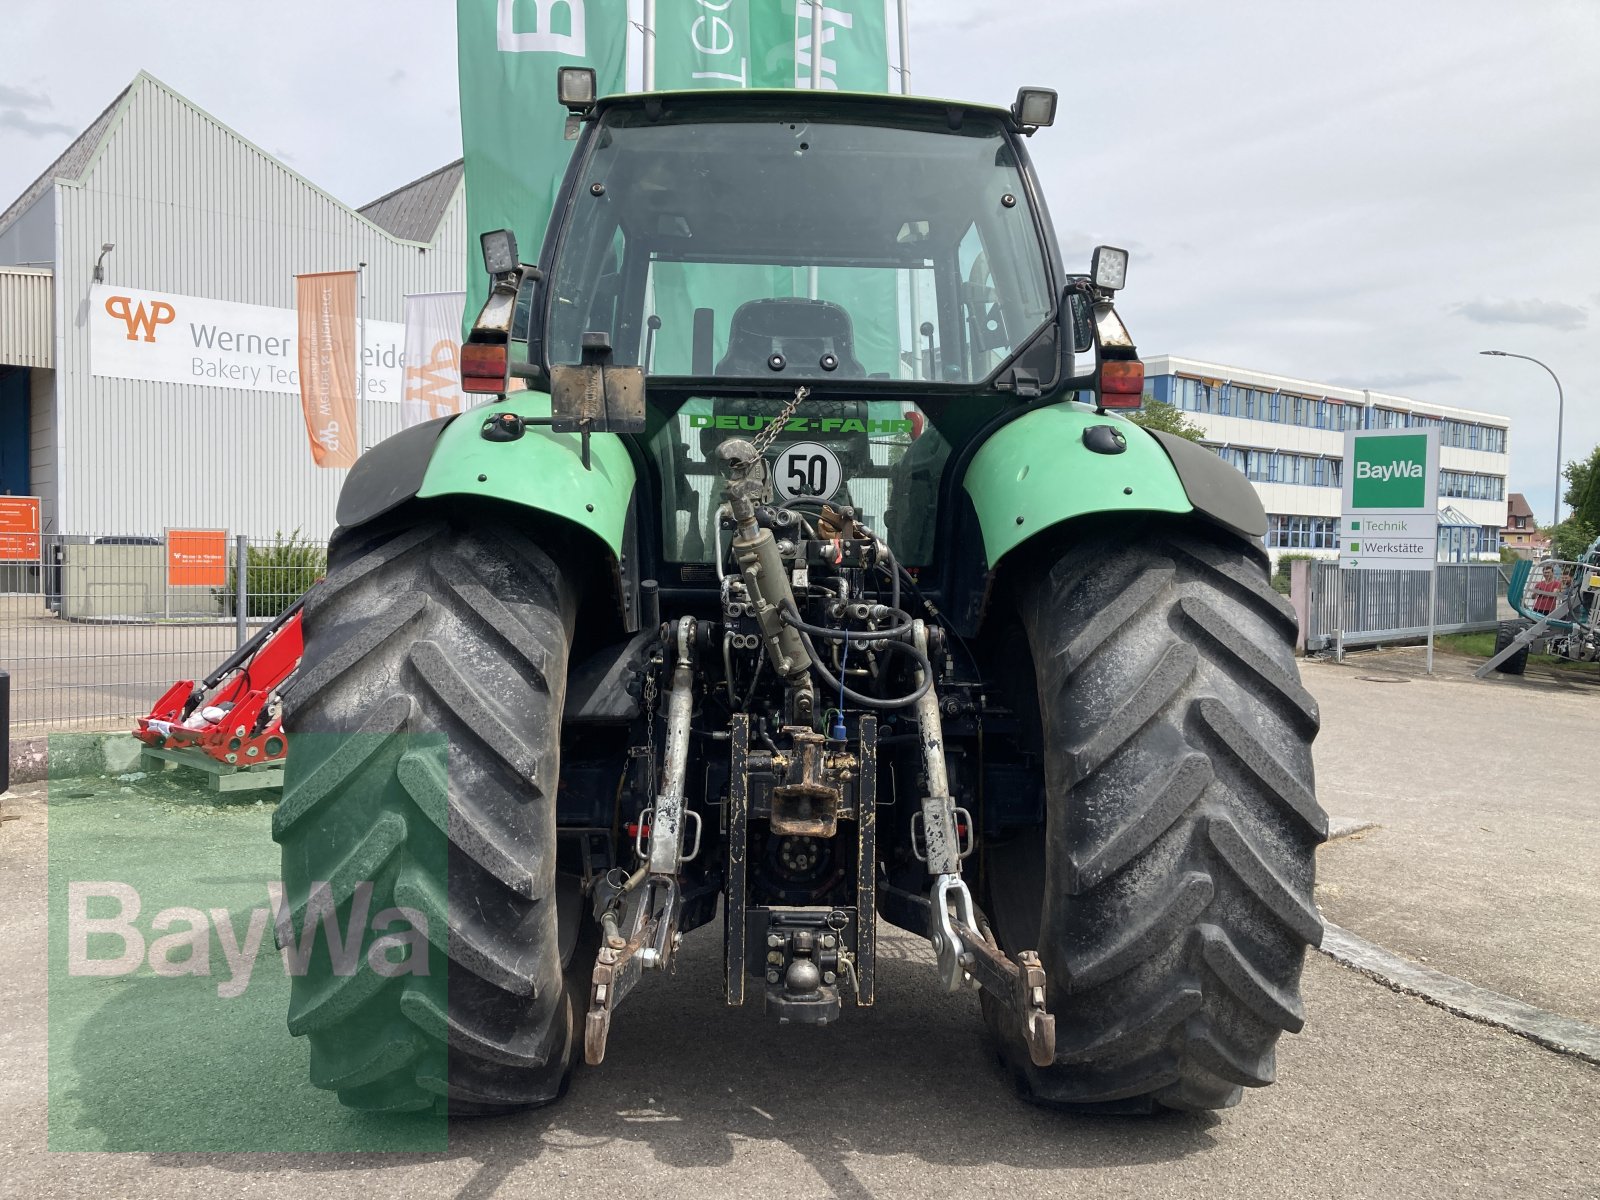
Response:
[91, 284, 405, 400]
[1341, 427, 1440, 515]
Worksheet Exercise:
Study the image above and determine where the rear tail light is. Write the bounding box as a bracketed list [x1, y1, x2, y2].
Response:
[461, 342, 508, 394]
[1099, 360, 1145, 408]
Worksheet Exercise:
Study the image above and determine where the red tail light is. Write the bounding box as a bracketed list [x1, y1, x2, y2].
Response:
[461, 342, 508, 394]
[1099, 360, 1145, 408]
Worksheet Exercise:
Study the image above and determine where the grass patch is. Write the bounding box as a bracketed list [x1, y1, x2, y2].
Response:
[1434, 630, 1589, 669]
[1435, 632, 1496, 657]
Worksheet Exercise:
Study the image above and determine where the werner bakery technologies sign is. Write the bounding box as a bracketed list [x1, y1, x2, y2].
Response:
[90, 284, 405, 400]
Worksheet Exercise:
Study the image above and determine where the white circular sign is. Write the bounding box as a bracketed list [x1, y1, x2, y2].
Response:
[773, 442, 843, 503]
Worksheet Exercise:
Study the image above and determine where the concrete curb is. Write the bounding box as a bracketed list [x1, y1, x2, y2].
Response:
[1319, 920, 1600, 1067]
[1326, 816, 1379, 840]
[9, 732, 144, 786]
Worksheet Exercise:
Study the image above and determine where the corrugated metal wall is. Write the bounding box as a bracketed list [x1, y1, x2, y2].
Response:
[0, 268, 53, 367]
[55, 75, 468, 538]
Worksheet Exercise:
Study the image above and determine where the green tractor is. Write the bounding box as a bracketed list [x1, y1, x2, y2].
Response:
[274, 76, 1326, 1116]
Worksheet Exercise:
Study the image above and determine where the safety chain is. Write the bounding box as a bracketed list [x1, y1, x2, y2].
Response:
[751, 385, 810, 458]
[642, 666, 660, 803]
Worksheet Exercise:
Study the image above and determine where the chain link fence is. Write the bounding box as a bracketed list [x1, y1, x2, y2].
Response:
[1, 532, 325, 731]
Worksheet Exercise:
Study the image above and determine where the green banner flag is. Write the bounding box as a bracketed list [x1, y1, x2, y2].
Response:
[456, 0, 630, 331]
[651, 0, 897, 376]
[653, 2, 890, 96]
[750, 0, 891, 92]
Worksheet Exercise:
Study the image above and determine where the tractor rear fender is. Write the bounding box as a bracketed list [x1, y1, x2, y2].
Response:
[960, 404, 1266, 569]
[335, 397, 640, 623]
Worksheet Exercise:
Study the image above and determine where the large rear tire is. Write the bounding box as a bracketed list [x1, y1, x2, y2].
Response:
[983, 522, 1327, 1112]
[275, 513, 583, 1115]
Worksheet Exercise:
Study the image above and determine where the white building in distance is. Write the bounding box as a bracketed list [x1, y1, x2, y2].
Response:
[1142, 356, 1511, 563]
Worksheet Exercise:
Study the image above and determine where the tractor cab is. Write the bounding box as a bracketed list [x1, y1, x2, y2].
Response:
[463, 82, 1137, 582]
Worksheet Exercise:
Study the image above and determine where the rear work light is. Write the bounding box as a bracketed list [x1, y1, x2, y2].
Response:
[461, 342, 508, 394]
[1099, 360, 1145, 408]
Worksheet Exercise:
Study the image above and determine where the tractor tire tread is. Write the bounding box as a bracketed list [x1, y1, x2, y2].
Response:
[990, 522, 1325, 1113]
[276, 515, 579, 1115]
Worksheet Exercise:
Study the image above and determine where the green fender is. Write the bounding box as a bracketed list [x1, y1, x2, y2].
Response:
[415, 396, 637, 557]
[962, 403, 1265, 567]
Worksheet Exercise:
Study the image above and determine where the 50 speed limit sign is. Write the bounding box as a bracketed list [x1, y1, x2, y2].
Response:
[773, 442, 843, 503]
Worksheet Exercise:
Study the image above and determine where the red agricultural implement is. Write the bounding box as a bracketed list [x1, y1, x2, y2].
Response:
[133, 598, 304, 791]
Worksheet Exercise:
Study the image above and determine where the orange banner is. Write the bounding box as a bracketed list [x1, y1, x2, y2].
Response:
[167, 528, 229, 588]
[295, 271, 360, 469]
[0, 496, 40, 562]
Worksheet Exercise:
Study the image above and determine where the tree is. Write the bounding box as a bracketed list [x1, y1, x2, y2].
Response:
[1562, 445, 1600, 534]
[1550, 518, 1597, 563]
[1127, 399, 1207, 443]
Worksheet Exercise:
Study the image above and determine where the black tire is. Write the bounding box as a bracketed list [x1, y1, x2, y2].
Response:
[274, 514, 583, 1115]
[1492, 621, 1529, 675]
[983, 522, 1327, 1113]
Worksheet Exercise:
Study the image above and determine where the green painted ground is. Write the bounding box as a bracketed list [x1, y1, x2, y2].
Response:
[45, 738, 446, 1151]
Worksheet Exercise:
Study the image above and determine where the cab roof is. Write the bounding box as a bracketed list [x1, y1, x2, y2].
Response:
[591, 88, 1029, 134]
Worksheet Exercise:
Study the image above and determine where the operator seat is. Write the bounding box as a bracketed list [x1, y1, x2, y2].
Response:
[715, 298, 868, 379]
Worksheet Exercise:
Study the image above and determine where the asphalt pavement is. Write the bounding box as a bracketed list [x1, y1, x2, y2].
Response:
[1309, 650, 1600, 1026]
[2, 651, 1597, 1198]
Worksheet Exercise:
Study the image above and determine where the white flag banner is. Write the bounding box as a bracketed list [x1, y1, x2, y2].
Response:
[401, 291, 468, 429]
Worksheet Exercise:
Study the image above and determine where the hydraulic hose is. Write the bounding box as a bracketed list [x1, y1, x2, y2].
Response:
[795, 624, 933, 710]
[778, 598, 915, 644]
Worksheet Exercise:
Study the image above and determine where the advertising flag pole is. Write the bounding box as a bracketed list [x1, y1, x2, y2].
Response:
[642, 0, 656, 90]
[897, 0, 923, 375]
[810, 0, 824, 87]
[357, 261, 368, 452]
[898, 0, 912, 92]
[807, 1, 824, 300]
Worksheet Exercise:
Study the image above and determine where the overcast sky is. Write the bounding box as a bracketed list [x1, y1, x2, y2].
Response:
[3, 0, 1597, 521]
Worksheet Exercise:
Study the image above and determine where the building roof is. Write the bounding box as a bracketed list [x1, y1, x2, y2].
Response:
[1507, 492, 1535, 520]
[1143, 354, 1510, 427]
[359, 159, 464, 242]
[1, 72, 464, 248]
[0, 84, 130, 233]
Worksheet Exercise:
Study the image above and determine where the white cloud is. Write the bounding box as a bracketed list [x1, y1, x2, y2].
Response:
[0, 84, 52, 109]
[1450, 298, 1587, 332]
[0, 109, 76, 139]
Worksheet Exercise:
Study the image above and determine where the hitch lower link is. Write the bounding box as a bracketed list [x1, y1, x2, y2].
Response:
[913, 622, 1056, 1069]
[585, 617, 700, 1065]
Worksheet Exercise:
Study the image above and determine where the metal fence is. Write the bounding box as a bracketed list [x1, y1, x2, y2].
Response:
[1303, 560, 1501, 651]
[1, 532, 325, 731]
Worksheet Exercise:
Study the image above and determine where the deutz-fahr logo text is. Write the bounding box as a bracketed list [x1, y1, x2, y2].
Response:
[106, 295, 176, 343]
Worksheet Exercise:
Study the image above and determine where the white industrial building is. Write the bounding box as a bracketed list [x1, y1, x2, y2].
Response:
[1142, 355, 1512, 563]
[0, 71, 467, 541]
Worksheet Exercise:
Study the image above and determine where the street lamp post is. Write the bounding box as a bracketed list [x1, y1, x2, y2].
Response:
[1479, 350, 1565, 530]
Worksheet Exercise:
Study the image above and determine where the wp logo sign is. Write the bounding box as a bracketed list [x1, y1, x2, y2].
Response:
[105, 294, 176, 342]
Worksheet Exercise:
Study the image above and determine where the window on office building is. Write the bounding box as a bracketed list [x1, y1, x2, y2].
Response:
[1266, 514, 1340, 549]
